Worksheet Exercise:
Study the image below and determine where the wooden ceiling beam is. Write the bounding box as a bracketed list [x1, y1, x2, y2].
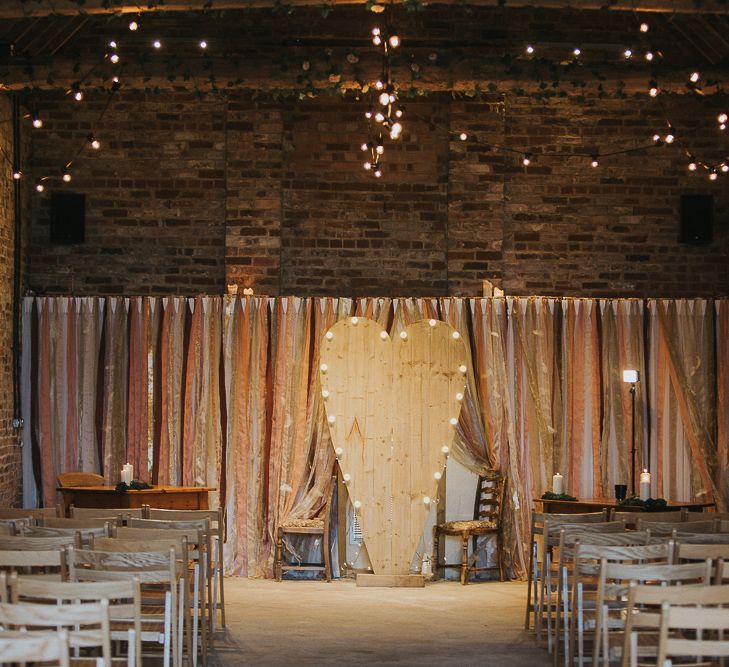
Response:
[1, 0, 728, 18]
[3, 57, 724, 94]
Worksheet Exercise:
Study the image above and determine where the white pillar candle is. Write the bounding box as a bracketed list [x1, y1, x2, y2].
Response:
[552, 472, 564, 495]
[121, 463, 133, 485]
[639, 470, 651, 501]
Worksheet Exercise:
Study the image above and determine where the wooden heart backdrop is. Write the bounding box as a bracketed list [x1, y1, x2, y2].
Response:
[320, 317, 468, 575]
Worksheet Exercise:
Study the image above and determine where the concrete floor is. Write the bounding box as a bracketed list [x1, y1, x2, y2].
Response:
[210, 578, 550, 666]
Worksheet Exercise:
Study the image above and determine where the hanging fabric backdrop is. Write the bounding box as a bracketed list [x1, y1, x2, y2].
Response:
[21, 296, 729, 578]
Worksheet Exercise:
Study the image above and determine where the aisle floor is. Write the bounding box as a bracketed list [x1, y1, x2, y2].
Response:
[210, 578, 550, 666]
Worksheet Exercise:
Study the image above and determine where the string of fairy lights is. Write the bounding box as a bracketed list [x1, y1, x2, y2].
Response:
[11, 7, 729, 189]
[359, 13, 729, 179]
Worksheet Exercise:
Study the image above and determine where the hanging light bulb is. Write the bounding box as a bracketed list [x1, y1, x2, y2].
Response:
[374, 112, 385, 123]
[645, 51, 654, 61]
[718, 113, 728, 124]
[624, 48, 632, 59]
[365, 111, 372, 119]
[88, 134, 100, 149]
[388, 34, 400, 48]
[199, 40, 208, 49]
[364, 161, 372, 171]
[375, 80, 384, 90]
[62, 167, 72, 183]
[31, 115, 43, 129]
[390, 121, 402, 136]
[688, 159, 697, 171]
[573, 47, 581, 57]
[640, 22, 649, 33]
[12, 168, 21, 180]
[722, 163, 729, 173]
[441, 445, 449, 454]
[109, 40, 117, 49]
[664, 127, 675, 144]
[522, 153, 532, 166]
[74, 90, 83, 101]
[459, 133, 468, 141]
[652, 133, 662, 143]
[690, 71, 700, 83]
[590, 155, 599, 168]
[361, 142, 369, 151]
[399, 331, 408, 340]
[395, 109, 403, 118]
[374, 168, 382, 178]
[379, 91, 390, 106]
[35, 179, 44, 193]
[649, 87, 658, 98]
[709, 170, 718, 181]
[526, 45, 534, 55]
[434, 471, 442, 480]
[128, 17, 139, 31]
[109, 53, 120, 64]
[153, 40, 162, 49]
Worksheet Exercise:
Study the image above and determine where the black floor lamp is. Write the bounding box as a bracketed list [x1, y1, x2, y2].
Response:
[623, 369, 639, 496]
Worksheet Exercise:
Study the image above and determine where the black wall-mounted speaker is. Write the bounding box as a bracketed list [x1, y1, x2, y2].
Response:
[679, 194, 713, 246]
[50, 192, 85, 244]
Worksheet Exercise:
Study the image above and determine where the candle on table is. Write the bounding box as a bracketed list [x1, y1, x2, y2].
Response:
[639, 469, 651, 501]
[552, 472, 564, 495]
[121, 463, 133, 485]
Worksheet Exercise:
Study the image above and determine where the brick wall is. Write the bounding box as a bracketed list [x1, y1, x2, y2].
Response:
[0, 94, 21, 506]
[27, 91, 728, 298]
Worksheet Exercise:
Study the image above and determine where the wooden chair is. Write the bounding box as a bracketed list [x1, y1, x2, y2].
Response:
[621, 576, 721, 667]
[594, 559, 712, 667]
[672, 531, 729, 544]
[433, 473, 506, 586]
[656, 597, 729, 666]
[525, 510, 609, 631]
[102, 528, 208, 667]
[9, 574, 139, 667]
[57, 472, 105, 487]
[0, 598, 111, 666]
[21, 523, 108, 546]
[538, 518, 621, 651]
[68, 546, 180, 667]
[44, 517, 118, 530]
[567, 542, 673, 667]
[0, 628, 71, 666]
[610, 509, 688, 525]
[674, 542, 729, 564]
[146, 507, 226, 630]
[275, 476, 336, 583]
[553, 528, 647, 667]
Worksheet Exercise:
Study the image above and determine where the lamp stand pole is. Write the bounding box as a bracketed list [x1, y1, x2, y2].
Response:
[630, 382, 637, 497]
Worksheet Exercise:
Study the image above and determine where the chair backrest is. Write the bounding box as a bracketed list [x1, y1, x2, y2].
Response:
[43, 516, 116, 529]
[20, 524, 106, 546]
[68, 545, 178, 585]
[0, 629, 70, 666]
[0, 599, 111, 661]
[0, 507, 60, 521]
[636, 518, 718, 534]
[70, 505, 146, 520]
[474, 474, 505, 527]
[611, 509, 688, 523]
[571, 541, 672, 580]
[0, 547, 66, 578]
[673, 531, 729, 544]
[657, 599, 729, 664]
[91, 536, 188, 560]
[675, 542, 729, 562]
[0, 535, 76, 551]
[57, 471, 105, 487]
[146, 507, 221, 533]
[561, 529, 651, 548]
[113, 525, 204, 548]
[544, 519, 623, 547]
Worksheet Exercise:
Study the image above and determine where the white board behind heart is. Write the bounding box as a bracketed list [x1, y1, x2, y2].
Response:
[320, 317, 467, 575]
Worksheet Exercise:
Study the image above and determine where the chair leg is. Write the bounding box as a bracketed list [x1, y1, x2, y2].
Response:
[275, 528, 284, 582]
[460, 532, 469, 585]
[525, 530, 535, 629]
[432, 527, 439, 581]
[323, 528, 332, 583]
[217, 534, 226, 628]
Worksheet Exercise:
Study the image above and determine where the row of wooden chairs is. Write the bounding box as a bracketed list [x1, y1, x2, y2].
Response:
[0, 504, 226, 632]
[526, 509, 729, 667]
[0, 514, 216, 666]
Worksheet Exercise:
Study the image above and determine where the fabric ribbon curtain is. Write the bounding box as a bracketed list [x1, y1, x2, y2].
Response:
[22, 295, 729, 578]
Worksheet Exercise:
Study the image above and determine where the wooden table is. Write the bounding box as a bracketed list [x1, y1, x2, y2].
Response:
[58, 486, 214, 517]
[534, 497, 716, 515]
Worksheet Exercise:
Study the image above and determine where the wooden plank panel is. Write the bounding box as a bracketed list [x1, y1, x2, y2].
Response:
[321, 318, 466, 577]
